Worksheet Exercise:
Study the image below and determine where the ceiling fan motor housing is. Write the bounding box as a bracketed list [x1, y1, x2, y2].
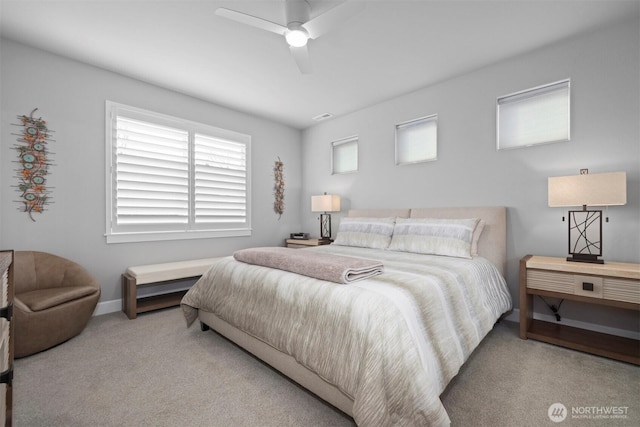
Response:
[215, 0, 365, 73]
[286, 0, 311, 25]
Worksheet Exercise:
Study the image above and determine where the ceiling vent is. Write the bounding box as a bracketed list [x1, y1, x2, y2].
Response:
[312, 112, 334, 122]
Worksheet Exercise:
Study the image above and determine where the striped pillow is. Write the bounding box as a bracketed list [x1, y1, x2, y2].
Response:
[388, 217, 480, 258]
[333, 217, 396, 249]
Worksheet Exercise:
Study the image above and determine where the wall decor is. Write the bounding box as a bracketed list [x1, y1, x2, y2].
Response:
[273, 157, 284, 218]
[13, 108, 54, 221]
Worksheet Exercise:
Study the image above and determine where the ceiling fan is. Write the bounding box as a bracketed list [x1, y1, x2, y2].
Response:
[215, 0, 365, 74]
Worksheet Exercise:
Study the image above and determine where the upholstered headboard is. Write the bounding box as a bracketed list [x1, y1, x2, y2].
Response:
[347, 206, 507, 276]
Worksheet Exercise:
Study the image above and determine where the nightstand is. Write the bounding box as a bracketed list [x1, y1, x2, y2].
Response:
[285, 238, 331, 249]
[519, 255, 640, 365]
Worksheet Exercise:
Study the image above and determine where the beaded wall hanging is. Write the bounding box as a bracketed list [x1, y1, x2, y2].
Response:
[13, 108, 54, 221]
[273, 157, 284, 218]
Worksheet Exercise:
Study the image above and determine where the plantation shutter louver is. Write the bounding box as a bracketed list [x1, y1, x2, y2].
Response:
[194, 134, 247, 225]
[115, 117, 189, 228]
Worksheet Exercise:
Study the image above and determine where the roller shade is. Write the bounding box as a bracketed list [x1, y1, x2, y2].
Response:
[497, 79, 570, 149]
[332, 136, 358, 174]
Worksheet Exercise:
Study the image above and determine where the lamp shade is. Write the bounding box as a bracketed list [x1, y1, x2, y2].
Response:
[548, 172, 626, 207]
[311, 194, 341, 212]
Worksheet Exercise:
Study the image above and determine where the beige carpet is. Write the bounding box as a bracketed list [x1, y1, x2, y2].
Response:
[13, 308, 639, 426]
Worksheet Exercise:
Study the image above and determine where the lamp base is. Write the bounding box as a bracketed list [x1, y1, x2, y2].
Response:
[567, 254, 604, 264]
[319, 213, 332, 240]
[567, 209, 604, 264]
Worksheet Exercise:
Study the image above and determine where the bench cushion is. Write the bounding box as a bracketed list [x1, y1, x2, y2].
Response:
[125, 257, 222, 285]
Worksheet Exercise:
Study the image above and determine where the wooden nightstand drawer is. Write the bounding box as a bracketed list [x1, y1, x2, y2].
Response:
[526, 270, 639, 302]
[526, 270, 573, 293]
[603, 278, 640, 304]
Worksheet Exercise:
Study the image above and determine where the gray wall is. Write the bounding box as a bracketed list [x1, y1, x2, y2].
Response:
[1, 19, 638, 332]
[0, 39, 303, 309]
[301, 19, 639, 332]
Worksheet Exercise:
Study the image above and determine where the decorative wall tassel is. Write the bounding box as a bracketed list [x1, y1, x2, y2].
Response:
[273, 157, 284, 218]
[13, 108, 54, 221]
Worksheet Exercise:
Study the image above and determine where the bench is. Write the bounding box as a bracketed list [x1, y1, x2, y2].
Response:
[122, 257, 222, 319]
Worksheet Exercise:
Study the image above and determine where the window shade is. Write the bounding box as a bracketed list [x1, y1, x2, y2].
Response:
[396, 115, 437, 165]
[332, 136, 358, 174]
[497, 79, 570, 149]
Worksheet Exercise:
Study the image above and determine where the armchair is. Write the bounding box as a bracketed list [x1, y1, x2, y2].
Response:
[13, 251, 100, 358]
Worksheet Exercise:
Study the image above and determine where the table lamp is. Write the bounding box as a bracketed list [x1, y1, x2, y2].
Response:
[548, 170, 626, 264]
[311, 193, 341, 241]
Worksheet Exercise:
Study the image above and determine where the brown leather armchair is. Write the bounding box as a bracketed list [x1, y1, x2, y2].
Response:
[14, 251, 100, 358]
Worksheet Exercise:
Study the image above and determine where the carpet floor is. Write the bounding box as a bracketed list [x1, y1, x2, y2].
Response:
[13, 308, 639, 426]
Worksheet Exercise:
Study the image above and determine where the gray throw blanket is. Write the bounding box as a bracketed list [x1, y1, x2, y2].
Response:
[233, 247, 383, 284]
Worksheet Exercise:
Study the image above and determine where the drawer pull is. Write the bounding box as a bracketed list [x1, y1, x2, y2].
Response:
[574, 275, 603, 298]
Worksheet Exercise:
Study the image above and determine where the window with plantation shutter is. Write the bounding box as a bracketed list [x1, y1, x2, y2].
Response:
[114, 117, 189, 227]
[105, 101, 251, 243]
[193, 134, 247, 225]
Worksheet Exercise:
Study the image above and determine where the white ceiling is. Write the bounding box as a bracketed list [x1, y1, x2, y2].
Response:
[1, 0, 638, 129]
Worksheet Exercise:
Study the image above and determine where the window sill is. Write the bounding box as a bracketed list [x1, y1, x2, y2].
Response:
[105, 228, 251, 244]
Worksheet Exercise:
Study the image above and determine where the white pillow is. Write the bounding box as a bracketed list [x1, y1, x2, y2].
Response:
[388, 217, 480, 258]
[333, 217, 396, 249]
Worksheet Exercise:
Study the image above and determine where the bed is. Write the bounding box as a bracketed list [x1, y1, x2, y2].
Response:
[181, 206, 512, 426]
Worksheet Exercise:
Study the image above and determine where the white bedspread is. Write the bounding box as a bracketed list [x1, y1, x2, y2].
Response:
[181, 245, 512, 426]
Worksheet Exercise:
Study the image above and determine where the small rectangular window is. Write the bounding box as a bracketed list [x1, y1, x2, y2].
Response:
[395, 114, 437, 165]
[332, 136, 358, 174]
[106, 101, 251, 243]
[497, 79, 570, 150]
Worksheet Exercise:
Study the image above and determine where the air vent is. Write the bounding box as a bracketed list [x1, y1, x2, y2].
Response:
[312, 113, 334, 122]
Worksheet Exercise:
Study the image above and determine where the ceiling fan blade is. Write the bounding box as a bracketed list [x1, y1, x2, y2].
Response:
[289, 45, 312, 74]
[216, 8, 287, 36]
[302, 1, 365, 40]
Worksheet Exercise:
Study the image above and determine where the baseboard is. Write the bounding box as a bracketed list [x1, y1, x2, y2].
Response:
[94, 299, 122, 316]
[505, 309, 639, 340]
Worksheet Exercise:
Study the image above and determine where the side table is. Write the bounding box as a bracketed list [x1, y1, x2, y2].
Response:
[519, 254, 639, 364]
[285, 238, 331, 249]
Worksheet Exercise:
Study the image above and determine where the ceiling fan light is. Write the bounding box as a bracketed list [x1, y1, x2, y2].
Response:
[285, 27, 308, 47]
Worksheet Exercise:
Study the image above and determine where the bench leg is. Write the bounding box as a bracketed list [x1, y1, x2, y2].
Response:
[122, 274, 137, 319]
